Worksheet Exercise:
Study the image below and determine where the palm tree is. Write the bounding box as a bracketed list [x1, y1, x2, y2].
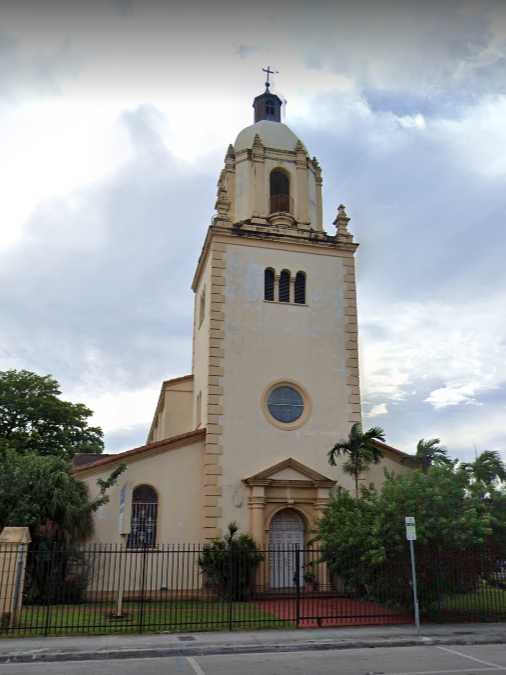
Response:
[461, 450, 506, 488]
[415, 438, 451, 473]
[328, 423, 386, 497]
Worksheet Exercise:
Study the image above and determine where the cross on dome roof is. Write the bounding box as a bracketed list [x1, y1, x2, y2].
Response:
[262, 65, 278, 90]
[253, 66, 282, 123]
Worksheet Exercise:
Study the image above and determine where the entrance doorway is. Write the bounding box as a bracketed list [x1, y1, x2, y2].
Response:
[269, 509, 304, 588]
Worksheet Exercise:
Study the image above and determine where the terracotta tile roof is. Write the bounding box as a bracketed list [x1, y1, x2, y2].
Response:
[72, 453, 113, 468]
[373, 439, 420, 465]
[71, 428, 206, 475]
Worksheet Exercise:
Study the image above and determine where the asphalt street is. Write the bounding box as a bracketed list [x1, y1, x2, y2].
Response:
[2, 644, 506, 675]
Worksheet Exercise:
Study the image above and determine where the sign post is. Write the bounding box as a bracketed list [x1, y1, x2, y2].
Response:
[405, 516, 420, 633]
[115, 484, 130, 618]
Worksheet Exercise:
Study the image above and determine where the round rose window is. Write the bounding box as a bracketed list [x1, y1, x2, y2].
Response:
[267, 385, 304, 423]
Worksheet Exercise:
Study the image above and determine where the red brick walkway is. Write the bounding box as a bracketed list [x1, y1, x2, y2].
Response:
[256, 597, 412, 627]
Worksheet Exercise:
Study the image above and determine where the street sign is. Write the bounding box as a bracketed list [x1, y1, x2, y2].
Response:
[405, 516, 416, 541]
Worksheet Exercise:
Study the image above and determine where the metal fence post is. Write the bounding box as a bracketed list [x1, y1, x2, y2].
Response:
[228, 552, 234, 632]
[138, 543, 148, 633]
[295, 545, 301, 628]
[43, 545, 53, 637]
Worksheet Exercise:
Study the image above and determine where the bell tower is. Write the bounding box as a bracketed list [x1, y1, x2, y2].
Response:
[191, 76, 361, 542]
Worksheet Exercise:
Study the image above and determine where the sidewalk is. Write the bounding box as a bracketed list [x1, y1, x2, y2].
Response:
[1, 623, 506, 664]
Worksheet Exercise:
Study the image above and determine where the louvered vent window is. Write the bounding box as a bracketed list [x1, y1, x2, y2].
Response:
[264, 268, 275, 301]
[279, 270, 290, 303]
[294, 272, 306, 304]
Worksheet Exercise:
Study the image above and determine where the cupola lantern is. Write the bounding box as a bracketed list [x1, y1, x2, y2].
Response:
[253, 66, 282, 123]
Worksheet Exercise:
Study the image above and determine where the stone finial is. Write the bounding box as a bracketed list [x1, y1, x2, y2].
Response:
[225, 144, 235, 169]
[333, 204, 353, 242]
[251, 133, 264, 160]
[214, 170, 231, 221]
[312, 156, 322, 182]
[295, 140, 307, 168]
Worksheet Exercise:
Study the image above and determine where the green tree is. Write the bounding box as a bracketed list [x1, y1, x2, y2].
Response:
[461, 450, 506, 489]
[0, 449, 124, 542]
[317, 465, 498, 609]
[328, 423, 386, 497]
[415, 438, 452, 473]
[0, 369, 103, 459]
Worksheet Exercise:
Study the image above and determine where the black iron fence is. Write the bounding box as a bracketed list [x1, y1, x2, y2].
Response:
[0, 544, 505, 637]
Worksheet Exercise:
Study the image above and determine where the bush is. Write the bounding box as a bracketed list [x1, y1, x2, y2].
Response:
[317, 467, 506, 610]
[24, 544, 90, 605]
[198, 523, 263, 601]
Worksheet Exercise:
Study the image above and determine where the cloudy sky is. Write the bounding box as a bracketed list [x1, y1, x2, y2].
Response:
[1, 0, 505, 460]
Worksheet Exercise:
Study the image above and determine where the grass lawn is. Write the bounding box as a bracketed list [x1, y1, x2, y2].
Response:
[431, 586, 506, 617]
[4, 600, 294, 637]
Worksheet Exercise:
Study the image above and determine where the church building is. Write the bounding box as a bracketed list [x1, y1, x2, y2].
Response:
[73, 76, 417, 553]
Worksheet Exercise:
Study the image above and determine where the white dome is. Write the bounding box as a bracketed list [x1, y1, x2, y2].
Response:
[234, 120, 305, 153]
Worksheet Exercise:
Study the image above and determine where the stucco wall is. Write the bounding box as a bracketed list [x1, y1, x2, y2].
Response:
[79, 437, 204, 545]
[150, 378, 194, 442]
[192, 259, 212, 428]
[220, 242, 358, 532]
[234, 153, 318, 227]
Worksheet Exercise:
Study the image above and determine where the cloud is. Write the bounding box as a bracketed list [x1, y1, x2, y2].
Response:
[0, 105, 216, 402]
[425, 385, 481, 410]
[367, 403, 388, 418]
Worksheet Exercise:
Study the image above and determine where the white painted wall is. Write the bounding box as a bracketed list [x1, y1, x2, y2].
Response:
[220, 242, 354, 532]
[80, 438, 204, 545]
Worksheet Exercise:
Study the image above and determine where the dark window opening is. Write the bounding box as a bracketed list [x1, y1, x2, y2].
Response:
[270, 169, 291, 213]
[264, 268, 275, 301]
[266, 102, 275, 116]
[127, 484, 158, 548]
[279, 270, 290, 303]
[294, 272, 306, 304]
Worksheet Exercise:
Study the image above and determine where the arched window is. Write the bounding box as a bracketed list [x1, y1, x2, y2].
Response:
[270, 169, 290, 214]
[264, 268, 275, 301]
[127, 485, 158, 548]
[294, 272, 306, 304]
[279, 269, 290, 303]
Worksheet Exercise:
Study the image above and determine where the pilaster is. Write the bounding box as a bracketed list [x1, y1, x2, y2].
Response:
[313, 157, 323, 231]
[343, 254, 362, 425]
[295, 141, 309, 225]
[251, 134, 266, 220]
[201, 241, 227, 541]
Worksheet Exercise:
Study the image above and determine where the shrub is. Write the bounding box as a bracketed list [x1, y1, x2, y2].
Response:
[198, 522, 263, 601]
[317, 467, 505, 610]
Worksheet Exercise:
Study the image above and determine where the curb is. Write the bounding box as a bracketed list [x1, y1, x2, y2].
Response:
[1, 635, 506, 664]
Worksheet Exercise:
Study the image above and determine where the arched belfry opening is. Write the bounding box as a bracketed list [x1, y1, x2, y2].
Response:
[270, 168, 291, 214]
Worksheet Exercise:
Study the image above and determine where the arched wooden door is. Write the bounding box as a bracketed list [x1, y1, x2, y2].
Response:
[269, 509, 304, 588]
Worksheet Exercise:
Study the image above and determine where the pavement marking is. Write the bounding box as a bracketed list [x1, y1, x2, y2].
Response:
[437, 646, 505, 670]
[187, 656, 206, 675]
[385, 668, 499, 675]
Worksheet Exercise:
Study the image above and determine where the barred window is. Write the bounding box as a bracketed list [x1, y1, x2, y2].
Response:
[294, 272, 306, 304]
[127, 485, 158, 549]
[264, 268, 275, 301]
[279, 270, 290, 303]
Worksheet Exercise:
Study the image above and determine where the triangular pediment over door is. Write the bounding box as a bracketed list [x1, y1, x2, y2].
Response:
[243, 457, 335, 487]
